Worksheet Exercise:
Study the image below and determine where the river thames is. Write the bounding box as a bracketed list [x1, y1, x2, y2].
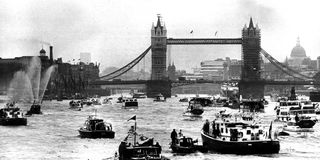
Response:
[1, 96, 320, 160]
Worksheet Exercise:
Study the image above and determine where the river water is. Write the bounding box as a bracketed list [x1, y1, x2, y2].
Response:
[1, 96, 320, 160]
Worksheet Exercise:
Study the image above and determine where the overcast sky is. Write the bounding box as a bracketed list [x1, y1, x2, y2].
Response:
[0, 0, 319, 72]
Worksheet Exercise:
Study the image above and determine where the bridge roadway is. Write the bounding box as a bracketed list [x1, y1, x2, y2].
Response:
[90, 79, 320, 86]
[166, 38, 243, 45]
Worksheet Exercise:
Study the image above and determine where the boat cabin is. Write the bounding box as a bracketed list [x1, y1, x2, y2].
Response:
[154, 94, 166, 102]
[189, 97, 213, 107]
[0, 107, 24, 118]
[276, 100, 316, 121]
[203, 120, 270, 142]
[83, 117, 112, 131]
[122, 98, 138, 107]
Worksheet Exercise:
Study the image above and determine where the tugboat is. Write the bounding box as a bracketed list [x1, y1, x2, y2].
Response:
[0, 102, 27, 126]
[201, 118, 280, 154]
[26, 100, 42, 115]
[170, 135, 207, 153]
[78, 112, 115, 138]
[183, 100, 204, 117]
[122, 98, 138, 108]
[118, 115, 168, 160]
[154, 93, 166, 102]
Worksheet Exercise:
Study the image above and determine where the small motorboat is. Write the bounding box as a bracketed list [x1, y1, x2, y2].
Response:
[0, 102, 27, 126]
[282, 116, 316, 133]
[122, 98, 138, 108]
[117, 96, 124, 103]
[189, 97, 213, 107]
[179, 97, 189, 102]
[69, 100, 82, 111]
[118, 116, 168, 160]
[283, 121, 314, 133]
[154, 93, 166, 102]
[90, 98, 101, 105]
[82, 99, 93, 106]
[102, 98, 112, 104]
[170, 136, 207, 153]
[183, 100, 204, 117]
[78, 114, 115, 138]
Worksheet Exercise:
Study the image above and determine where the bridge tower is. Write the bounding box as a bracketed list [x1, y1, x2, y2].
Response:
[239, 18, 264, 99]
[151, 15, 167, 80]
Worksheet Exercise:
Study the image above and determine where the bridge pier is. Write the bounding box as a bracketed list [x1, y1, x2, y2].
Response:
[239, 80, 265, 99]
[146, 80, 171, 98]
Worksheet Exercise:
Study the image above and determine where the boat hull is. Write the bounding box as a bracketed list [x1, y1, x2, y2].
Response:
[26, 104, 42, 115]
[171, 144, 207, 153]
[78, 129, 115, 138]
[201, 131, 280, 154]
[0, 118, 27, 126]
[123, 102, 138, 108]
[283, 127, 314, 132]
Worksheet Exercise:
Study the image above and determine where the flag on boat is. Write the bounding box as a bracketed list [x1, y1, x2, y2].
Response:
[128, 115, 136, 121]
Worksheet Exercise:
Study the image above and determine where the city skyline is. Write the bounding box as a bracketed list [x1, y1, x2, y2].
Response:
[0, 0, 319, 72]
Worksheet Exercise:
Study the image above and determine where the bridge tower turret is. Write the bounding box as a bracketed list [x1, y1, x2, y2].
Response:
[241, 17, 261, 80]
[151, 15, 167, 80]
[239, 18, 264, 99]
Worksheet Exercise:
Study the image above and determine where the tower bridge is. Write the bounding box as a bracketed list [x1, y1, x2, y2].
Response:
[96, 15, 315, 98]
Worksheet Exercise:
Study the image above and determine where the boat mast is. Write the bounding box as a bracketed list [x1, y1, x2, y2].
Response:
[134, 119, 137, 147]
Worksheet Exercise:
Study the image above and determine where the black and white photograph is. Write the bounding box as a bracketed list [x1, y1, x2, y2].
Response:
[1, 0, 320, 159]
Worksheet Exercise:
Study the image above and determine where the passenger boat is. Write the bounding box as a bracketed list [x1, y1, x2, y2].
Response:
[132, 92, 147, 99]
[201, 118, 280, 154]
[183, 100, 204, 117]
[170, 136, 207, 153]
[122, 98, 138, 108]
[78, 114, 115, 138]
[154, 93, 166, 102]
[0, 103, 27, 126]
[118, 116, 168, 160]
[275, 100, 317, 122]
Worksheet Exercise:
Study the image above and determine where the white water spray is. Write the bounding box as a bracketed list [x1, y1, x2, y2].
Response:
[7, 56, 56, 103]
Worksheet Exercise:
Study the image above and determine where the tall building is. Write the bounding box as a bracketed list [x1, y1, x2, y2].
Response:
[241, 18, 261, 81]
[151, 15, 167, 80]
[199, 59, 226, 80]
[80, 52, 91, 64]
